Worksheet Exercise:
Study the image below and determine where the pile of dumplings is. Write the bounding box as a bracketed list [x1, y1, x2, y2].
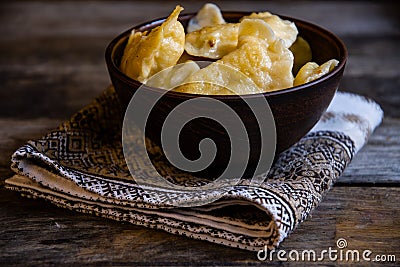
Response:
[120, 3, 339, 95]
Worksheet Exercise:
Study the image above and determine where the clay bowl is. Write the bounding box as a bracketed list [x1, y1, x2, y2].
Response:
[105, 12, 347, 178]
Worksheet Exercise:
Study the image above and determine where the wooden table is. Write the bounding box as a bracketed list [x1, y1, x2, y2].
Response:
[1, 1, 399, 265]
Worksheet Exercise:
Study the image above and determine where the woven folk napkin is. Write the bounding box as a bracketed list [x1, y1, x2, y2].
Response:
[5, 86, 382, 251]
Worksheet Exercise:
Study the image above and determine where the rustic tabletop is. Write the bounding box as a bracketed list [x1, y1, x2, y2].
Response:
[0, 1, 399, 266]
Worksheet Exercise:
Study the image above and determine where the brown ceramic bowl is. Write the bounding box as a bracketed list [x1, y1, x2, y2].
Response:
[105, 12, 347, 178]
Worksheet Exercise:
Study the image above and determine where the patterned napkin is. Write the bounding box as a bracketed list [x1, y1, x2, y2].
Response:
[5, 86, 383, 251]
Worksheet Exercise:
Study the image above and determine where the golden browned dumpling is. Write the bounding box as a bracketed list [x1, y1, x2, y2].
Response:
[241, 11, 298, 48]
[187, 3, 226, 33]
[120, 3, 339, 95]
[289, 36, 312, 75]
[294, 59, 339, 86]
[185, 23, 239, 59]
[120, 6, 185, 82]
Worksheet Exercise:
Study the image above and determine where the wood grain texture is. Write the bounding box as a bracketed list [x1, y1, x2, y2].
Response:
[339, 117, 400, 184]
[1, 186, 399, 265]
[0, 1, 399, 265]
[0, 1, 399, 118]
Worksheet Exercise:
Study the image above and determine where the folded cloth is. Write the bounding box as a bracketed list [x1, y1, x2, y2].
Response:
[5, 86, 383, 251]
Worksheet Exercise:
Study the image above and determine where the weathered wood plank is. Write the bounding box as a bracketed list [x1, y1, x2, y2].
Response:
[1, 1, 399, 39]
[339, 117, 400, 184]
[1, 3, 399, 119]
[1, 186, 398, 265]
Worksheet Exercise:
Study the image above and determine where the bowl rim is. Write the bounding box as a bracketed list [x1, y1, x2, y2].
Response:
[105, 11, 347, 100]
